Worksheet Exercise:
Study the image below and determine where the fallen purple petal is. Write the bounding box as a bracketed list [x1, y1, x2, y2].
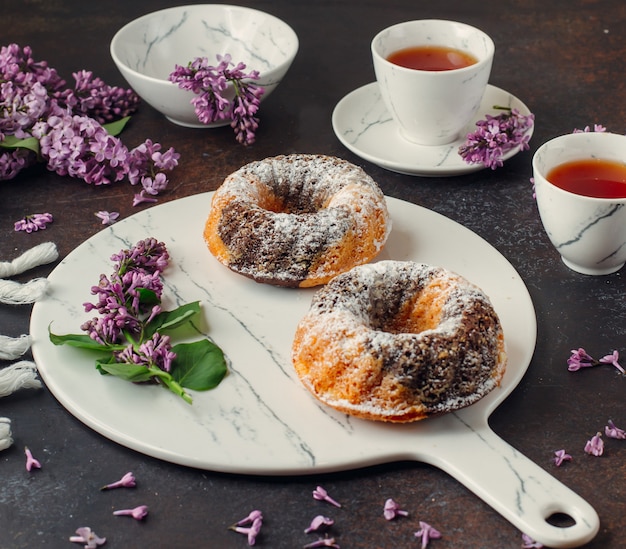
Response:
[521, 532, 544, 548]
[69, 526, 106, 548]
[24, 446, 41, 471]
[14, 213, 53, 233]
[553, 449, 572, 467]
[584, 432, 604, 457]
[100, 471, 135, 490]
[383, 498, 409, 520]
[414, 521, 441, 549]
[605, 419, 626, 440]
[304, 515, 334, 533]
[113, 505, 148, 520]
[313, 486, 342, 508]
[95, 211, 120, 225]
[599, 350, 625, 374]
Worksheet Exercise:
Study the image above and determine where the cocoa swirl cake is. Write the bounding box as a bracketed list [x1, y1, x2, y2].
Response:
[204, 154, 391, 287]
[291, 260, 507, 422]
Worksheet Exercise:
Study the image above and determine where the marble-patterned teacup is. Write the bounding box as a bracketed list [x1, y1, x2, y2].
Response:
[371, 20, 494, 146]
[533, 132, 626, 275]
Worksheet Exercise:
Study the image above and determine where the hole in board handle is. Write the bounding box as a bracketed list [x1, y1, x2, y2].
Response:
[546, 512, 577, 529]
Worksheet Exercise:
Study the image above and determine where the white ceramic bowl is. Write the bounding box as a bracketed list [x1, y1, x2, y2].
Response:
[110, 4, 299, 127]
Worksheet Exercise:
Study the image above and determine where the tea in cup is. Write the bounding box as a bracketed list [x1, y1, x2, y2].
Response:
[533, 131, 626, 275]
[371, 19, 494, 146]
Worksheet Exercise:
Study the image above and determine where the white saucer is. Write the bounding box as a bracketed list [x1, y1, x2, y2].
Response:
[332, 83, 533, 177]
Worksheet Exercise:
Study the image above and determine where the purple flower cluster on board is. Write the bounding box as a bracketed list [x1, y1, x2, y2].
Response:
[169, 54, 265, 145]
[81, 237, 169, 348]
[459, 107, 534, 169]
[1, 43, 179, 209]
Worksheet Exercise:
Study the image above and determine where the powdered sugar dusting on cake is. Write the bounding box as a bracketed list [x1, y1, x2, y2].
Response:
[291, 260, 507, 422]
[205, 155, 391, 287]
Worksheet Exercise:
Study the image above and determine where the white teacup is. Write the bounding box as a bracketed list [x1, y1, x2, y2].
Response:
[533, 132, 626, 275]
[371, 19, 494, 146]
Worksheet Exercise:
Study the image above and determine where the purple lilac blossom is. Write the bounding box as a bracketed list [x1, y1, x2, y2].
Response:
[598, 350, 625, 373]
[521, 533, 544, 548]
[101, 471, 136, 490]
[573, 124, 607, 133]
[584, 432, 604, 456]
[95, 210, 120, 225]
[113, 505, 149, 520]
[304, 515, 334, 533]
[235, 510, 263, 526]
[459, 108, 534, 169]
[230, 515, 263, 545]
[313, 486, 342, 507]
[0, 148, 35, 179]
[115, 333, 176, 372]
[567, 348, 595, 371]
[605, 419, 626, 440]
[169, 54, 265, 145]
[56, 69, 140, 124]
[38, 106, 129, 185]
[69, 526, 106, 548]
[383, 498, 409, 520]
[24, 446, 41, 471]
[414, 521, 442, 548]
[14, 212, 53, 232]
[1, 43, 177, 205]
[81, 239, 169, 348]
[553, 449, 572, 467]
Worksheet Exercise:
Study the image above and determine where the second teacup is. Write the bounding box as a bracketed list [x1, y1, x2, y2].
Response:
[533, 131, 626, 275]
[371, 19, 494, 146]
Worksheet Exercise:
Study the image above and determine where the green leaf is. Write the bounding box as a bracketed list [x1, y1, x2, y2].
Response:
[145, 301, 201, 338]
[102, 116, 131, 137]
[0, 134, 40, 155]
[49, 329, 125, 352]
[95, 358, 154, 383]
[137, 287, 160, 306]
[170, 339, 227, 391]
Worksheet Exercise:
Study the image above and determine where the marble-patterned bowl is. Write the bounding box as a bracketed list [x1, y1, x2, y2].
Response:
[110, 4, 298, 127]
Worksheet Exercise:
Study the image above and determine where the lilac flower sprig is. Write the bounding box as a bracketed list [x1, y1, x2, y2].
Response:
[459, 106, 534, 170]
[49, 238, 227, 404]
[1, 43, 178, 206]
[567, 348, 625, 374]
[169, 54, 265, 146]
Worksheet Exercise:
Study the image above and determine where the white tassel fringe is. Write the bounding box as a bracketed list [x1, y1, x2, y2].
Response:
[0, 361, 42, 398]
[0, 278, 50, 304]
[0, 242, 58, 278]
[0, 417, 12, 452]
[0, 334, 32, 360]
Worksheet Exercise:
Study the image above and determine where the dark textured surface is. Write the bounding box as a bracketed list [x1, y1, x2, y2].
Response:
[1, 1, 625, 547]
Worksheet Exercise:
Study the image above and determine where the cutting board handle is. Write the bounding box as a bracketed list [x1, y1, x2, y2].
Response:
[425, 415, 600, 548]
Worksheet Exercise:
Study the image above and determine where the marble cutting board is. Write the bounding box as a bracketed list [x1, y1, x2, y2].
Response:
[30, 193, 599, 547]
